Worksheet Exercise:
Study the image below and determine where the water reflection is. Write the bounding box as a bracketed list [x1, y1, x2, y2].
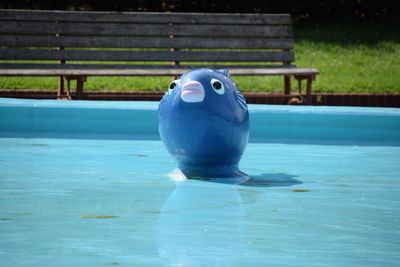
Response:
[157, 172, 301, 265]
[157, 180, 246, 266]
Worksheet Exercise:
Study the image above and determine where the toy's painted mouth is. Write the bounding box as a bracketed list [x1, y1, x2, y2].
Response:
[180, 81, 205, 103]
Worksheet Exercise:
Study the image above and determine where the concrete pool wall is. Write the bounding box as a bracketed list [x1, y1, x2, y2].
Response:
[1, 98, 399, 145]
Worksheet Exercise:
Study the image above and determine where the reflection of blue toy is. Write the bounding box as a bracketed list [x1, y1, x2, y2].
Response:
[158, 68, 249, 181]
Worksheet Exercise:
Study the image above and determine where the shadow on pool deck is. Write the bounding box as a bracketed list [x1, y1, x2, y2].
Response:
[198, 172, 303, 187]
[243, 172, 302, 187]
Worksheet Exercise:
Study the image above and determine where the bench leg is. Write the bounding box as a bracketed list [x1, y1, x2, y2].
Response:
[57, 76, 64, 99]
[294, 75, 314, 105]
[284, 75, 291, 95]
[306, 77, 313, 105]
[66, 78, 72, 100]
[76, 76, 86, 100]
[62, 76, 87, 100]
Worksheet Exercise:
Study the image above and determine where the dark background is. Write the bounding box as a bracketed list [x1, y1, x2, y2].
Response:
[0, 0, 399, 23]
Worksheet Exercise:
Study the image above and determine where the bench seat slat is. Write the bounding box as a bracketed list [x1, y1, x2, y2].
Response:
[0, 49, 295, 62]
[0, 35, 294, 50]
[0, 68, 319, 77]
[0, 21, 292, 38]
[0, 10, 291, 25]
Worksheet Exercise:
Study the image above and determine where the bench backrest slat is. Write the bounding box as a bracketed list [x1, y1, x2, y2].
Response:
[0, 36, 294, 49]
[0, 9, 294, 68]
[0, 49, 294, 62]
[0, 10, 291, 25]
[0, 22, 291, 38]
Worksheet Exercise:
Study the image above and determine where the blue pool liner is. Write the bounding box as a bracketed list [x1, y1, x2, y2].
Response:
[0, 98, 399, 145]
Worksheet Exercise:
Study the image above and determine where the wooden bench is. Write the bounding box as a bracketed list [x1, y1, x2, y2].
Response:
[0, 9, 319, 103]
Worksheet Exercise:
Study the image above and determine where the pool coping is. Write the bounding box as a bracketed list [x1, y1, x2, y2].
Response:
[1, 90, 400, 107]
[1, 97, 400, 115]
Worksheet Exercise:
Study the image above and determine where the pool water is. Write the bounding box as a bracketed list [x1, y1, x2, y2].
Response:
[1, 99, 400, 266]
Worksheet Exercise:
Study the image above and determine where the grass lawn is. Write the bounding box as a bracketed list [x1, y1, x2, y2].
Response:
[0, 20, 399, 93]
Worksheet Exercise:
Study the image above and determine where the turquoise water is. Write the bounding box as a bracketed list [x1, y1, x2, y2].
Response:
[1, 99, 400, 266]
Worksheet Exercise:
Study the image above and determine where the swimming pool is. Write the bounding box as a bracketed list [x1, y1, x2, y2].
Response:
[1, 98, 400, 266]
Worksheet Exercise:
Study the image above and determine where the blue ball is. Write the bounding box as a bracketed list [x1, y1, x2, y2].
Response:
[158, 68, 249, 179]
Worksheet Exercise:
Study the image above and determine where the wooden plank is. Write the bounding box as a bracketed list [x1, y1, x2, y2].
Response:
[0, 68, 187, 76]
[0, 10, 291, 25]
[0, 21, 292, 38]
[0, 63, 175, 69]
[0, 35, 294, 50]
[0, 68, 319, 76]
[0, 49, 295, 62]
[0, 63, 297, 70]
[229, 68, 319, 76]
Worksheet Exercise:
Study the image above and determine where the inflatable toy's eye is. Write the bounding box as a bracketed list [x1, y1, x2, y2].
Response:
[168, 79, 180, 95]
[211, 78, 225, 95]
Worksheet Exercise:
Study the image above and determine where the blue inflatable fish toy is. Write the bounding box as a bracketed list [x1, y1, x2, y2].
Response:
[158, 68, 249, 182]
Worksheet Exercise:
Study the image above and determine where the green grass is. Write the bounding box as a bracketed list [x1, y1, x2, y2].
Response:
[1, 20, 399, 93]
[292, 19, 400, 93]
